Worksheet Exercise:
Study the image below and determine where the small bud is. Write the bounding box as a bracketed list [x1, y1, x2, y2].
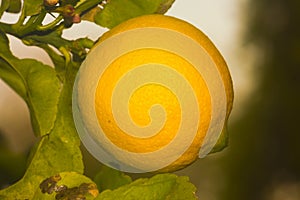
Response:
[72, 14, 81, 23]
[44, 0, 59, 7]
[63, 4, 75, 17]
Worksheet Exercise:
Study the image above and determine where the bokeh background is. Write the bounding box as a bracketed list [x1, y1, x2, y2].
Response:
[1, 0, 300, 199]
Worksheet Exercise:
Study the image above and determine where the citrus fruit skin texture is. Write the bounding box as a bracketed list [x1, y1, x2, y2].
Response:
[92, 14, 233, 172]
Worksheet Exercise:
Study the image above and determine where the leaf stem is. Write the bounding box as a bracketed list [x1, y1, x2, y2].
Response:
[59, 46, 71, 66]
[15, 5, 26, 27]
[37, 15, 63, 31]
[75, 0, 103, 13]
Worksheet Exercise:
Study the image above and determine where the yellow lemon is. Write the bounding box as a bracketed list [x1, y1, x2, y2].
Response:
[73, 14, 234, 173]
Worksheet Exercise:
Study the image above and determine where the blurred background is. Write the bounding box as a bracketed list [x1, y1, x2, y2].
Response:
[1, 0, 300, 199]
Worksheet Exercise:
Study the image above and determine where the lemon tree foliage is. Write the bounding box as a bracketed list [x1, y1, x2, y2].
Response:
[96, 174, 197, 200]
[0, 32, 61, 137]
[94, 166, 133, 192]
[0, 0, 198, 199]
[92, 0, 176, 28]
[35, 172, 98, 200]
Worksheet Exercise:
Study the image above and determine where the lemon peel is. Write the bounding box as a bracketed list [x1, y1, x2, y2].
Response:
[73, 14, 234, 173]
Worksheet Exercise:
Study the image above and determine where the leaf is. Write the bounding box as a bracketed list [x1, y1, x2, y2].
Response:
[92, 0, 175, 28]
[0, 0, 10, 18]
[0, 65, 84, 199]
[0, 32, 60, 137]
[0, 143, 27, 186]
[15, 59, 60, 136]
[155, 0, 175, 14]
[5, 0, 22, 13]
[209, 125, 229, 154]
[0, 57, 26, 99]
[34, 43, 67, 80]
[75, 0, 102, 13]
[94, 166, 132, 192]
[34, 172, 98, 200]
[96, 174, 198, 200]
[23, 31, 93, 62]
[0, 33, 26, 98]
[60, 0, 80, 6]
[24, 0, 43, 16]
[81, 6, 102, 22]
[0, 0, 21, 17]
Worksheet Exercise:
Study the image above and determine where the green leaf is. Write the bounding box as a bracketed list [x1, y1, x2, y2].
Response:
[75, 0, 102, 13]
[0, 65, 84, 199]
[0, 57, 27, 99]
[34, 43, 67, 80]
[60, 0, 80, 6]
[14, 59, 60, 136]
[0, 0, 21, 17]
[96, 174, 198, 200]
[34, 172, 98, 200]
[154, 0, 175, 14]
[0, 32, 60, 137]
[0, 32, 27, 98]
[209, 125, 229, 154]
[81, 6, 101, 22]
[6, 0, 22, 13]
[0, 139, 27, 186]
[93, 0, 175, 28]
[23, 31, 93, 63]
[24, 0, 43, 16]
[0, 0, 10, 18]
[94, 166, 132, 192]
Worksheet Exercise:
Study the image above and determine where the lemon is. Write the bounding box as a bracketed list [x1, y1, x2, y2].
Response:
[73, 14, 234, 173]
